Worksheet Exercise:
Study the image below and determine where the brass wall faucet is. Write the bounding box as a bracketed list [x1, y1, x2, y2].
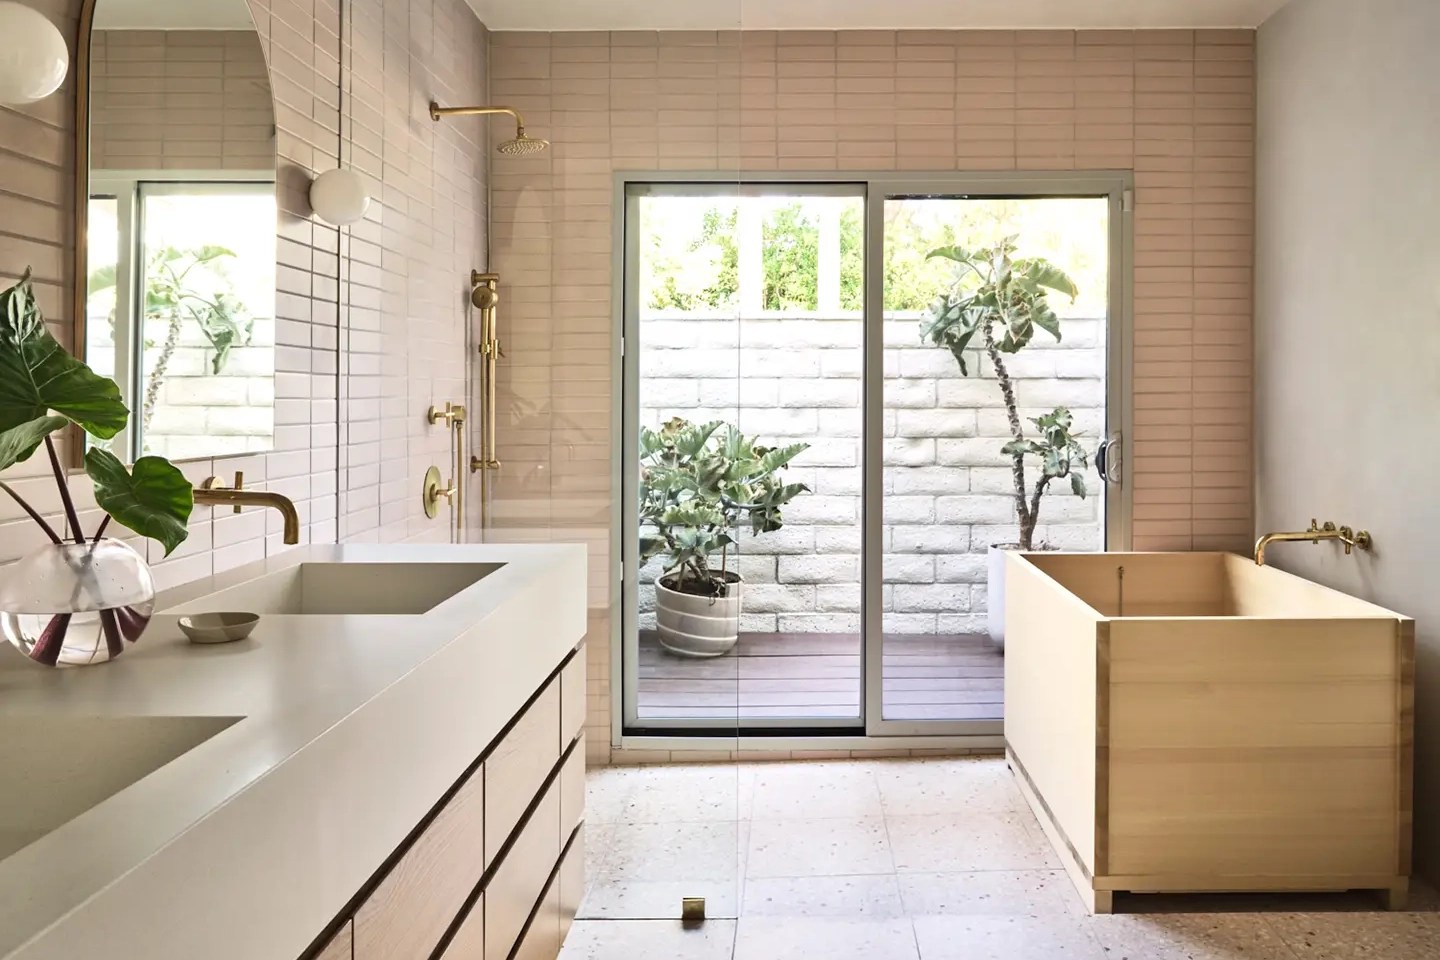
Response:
[1254, 519, 1372, 566]
[194, 472, 301, 544]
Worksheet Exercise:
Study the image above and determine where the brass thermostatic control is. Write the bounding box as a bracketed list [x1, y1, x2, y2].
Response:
[422, 465, 455, 520]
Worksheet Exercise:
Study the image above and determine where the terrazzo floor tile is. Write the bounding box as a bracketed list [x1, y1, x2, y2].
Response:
[578, 878, 743, 921]
[602, 820, 748, 883]
[750, 761, 885, 819]
[886, 811, 1058, 873]
[617, 764, 755, 823]
[584, 767, 646, 823]
[746, 816, 894, 878]
[1086, 913, 1300, 960]
[912, 914, 1105, 959]
[733, 916, 920, 960]
[741, 874, 908, 918]
[1266, 912, 1440, 959]
[873, 757, 1028, 817]
[558, 919, 737, 960]
[898, 870, 1083, 918]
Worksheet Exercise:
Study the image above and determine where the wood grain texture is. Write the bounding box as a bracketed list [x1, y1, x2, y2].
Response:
[560, 649, 586, 746]
[353, 765, 485, 960]
[314, 920, 353, 960]
[558, 826, 584, 944]
[1003, 552, 1102, 873]
[559, 740, 585, 838]
[513, 880, 562, 960]
[485, 785, 560, 960]
[439, 895, 483, 960]
[1009, 552, 1413, 910]
[485, 683, 560, 870]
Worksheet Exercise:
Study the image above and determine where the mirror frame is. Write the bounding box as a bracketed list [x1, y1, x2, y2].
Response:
[70, 0, 279, 467]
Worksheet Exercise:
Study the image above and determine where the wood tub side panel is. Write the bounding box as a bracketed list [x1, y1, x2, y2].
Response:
[1105, 617, 1405, 888]
[1004, 553, 1103, 876]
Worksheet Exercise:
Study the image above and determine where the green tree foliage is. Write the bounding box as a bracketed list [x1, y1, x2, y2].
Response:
[645, 205, 739, 311]
[761, 202, 819, 311]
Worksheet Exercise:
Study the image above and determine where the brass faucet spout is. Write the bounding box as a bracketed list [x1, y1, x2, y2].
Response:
[194, 474, 301, 544]
[1254, 519, 1371, 566]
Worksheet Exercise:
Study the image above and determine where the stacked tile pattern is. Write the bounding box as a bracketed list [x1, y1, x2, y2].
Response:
[487, 29, 1256, 763]
[0, 0, 487, 582]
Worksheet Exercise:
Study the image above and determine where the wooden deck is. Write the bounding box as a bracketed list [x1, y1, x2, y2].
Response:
[637, 631, 1004, 723]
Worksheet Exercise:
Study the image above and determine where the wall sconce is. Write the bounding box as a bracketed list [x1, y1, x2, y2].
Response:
[0, 3, 68, 105]
[309, 168, 371, 226]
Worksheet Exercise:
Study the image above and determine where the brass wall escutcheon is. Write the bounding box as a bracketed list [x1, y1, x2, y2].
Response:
[680, 897, 706, 924]
[422, 465, 455, 520]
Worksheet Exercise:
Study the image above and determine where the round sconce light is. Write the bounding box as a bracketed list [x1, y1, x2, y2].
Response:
[309, 168, 371, 227]
[0, 3, 69, 105]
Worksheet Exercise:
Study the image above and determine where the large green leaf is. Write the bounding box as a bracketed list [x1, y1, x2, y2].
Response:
[0, 275, 130, 438]
[85, 448, 193, 556]
[0, 415, 67, 472]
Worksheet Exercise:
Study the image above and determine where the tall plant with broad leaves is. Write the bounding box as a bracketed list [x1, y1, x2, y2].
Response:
[90, 245, 251, 433]
[638, 418, 809, 597]
[921, 237, 1090, 550]
[0, 270, 193, 560]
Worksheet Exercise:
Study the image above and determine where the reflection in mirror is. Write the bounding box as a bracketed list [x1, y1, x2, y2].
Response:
[80, 0, 277, 462]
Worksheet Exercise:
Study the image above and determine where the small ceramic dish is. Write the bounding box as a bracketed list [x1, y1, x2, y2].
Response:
[178, 612, 260, 644]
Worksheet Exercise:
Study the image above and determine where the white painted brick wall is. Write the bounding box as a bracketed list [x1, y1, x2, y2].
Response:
[638, 310, 1106, 633]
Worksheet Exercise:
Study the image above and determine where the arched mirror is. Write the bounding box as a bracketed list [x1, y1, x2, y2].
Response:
[76, 0, 277, 463]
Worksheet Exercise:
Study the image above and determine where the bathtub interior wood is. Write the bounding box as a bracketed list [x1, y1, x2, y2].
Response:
[1005, 551, 1414, 914]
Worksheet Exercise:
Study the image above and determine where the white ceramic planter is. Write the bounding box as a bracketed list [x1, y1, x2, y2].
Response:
[655, 574, 743, 658]
[987, 544, 1010, 653]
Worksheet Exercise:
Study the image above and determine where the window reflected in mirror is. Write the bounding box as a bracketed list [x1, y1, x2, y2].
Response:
[80, 1, 278, 463]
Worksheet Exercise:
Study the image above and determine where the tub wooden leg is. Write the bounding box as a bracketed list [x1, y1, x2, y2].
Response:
[1090, 889, 1114, 915]
[1381, 880, 1409, 911]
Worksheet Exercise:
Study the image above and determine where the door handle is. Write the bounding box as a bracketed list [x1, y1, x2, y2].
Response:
[1096, 434, 1123, 485]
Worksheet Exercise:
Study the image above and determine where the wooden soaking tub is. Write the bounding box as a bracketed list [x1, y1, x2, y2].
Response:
[1004, 551, 1413, 913]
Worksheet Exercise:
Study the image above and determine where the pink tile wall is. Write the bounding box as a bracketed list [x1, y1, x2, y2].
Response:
[486, 29, 1256, 763]
[0, 0, 488, 579]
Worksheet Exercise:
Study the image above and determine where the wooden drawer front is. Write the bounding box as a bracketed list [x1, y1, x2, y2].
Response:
[438, 895, 483, 960]
[355, 766, 485, 960]
[486, 682, 561, 869]
[485, 783, 561, 960]
[559, 739, 585, 837]
[560, 650, 585, 746]
[558, 826, 584, 943]
[513, 881, 562, 960]
[315, 920, 353, 960]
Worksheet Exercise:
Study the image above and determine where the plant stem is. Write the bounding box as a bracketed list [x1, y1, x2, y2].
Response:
[984, 325, 1033, 549]
[0, 481, 63, 545]
[45, 436, 86, 544]
[92, 515, 112, 543]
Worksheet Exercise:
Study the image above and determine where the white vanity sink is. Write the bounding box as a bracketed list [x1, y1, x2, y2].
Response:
[0, 715, 240, 862]
[161, 561, 502, 616]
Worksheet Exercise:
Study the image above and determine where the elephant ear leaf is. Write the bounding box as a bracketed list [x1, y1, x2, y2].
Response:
[0, 415, 68, 472]
[0, 274, 130, 438]
[85, 448, 194, 556]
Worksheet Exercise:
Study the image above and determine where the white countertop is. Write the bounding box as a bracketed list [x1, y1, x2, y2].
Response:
[0, 542, 588, 960]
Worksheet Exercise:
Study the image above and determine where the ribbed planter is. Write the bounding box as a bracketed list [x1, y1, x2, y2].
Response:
[655, 572, 743, 658]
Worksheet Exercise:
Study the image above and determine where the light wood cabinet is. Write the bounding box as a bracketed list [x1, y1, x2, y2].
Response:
[486, 784, 561, 960]
[485, 684, 560, 870]
[315, 651, 583, 960]
[558, 826, 584, 944]
[354, 762, 486, 960]
[314, 920, 352, 960]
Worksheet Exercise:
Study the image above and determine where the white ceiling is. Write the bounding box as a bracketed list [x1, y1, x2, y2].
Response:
[93, 0, 256, 31]
[466, 0, 1292, 31]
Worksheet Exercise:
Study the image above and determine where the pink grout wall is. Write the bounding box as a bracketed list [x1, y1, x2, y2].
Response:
[485, 28, 1255, 764]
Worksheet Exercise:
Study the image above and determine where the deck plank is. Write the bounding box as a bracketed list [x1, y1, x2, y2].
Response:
[636, 631, 1004, 723]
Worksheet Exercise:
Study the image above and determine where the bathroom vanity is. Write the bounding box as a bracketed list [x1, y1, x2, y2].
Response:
[1005, 551, 1413, 913]
[0, 543, 587, 960]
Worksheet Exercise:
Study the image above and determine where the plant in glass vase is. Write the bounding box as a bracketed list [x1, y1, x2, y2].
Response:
[0, 271, 193, 667]
[921, 237, 1093, 650]
[639, 417, 809, 658]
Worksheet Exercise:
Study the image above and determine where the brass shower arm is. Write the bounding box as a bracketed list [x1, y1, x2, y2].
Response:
[430, 103, 527, 129]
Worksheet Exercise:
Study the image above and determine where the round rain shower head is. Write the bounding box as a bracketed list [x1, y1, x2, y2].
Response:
[497, 132, 549, 157]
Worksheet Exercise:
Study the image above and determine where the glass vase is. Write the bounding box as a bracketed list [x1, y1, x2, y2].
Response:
[0, 538, 157, 667]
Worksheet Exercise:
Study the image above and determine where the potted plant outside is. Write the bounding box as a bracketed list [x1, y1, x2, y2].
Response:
[0, 271, 193, 666]
[921, 238, 1092, 651]
[639, 417, 809, 658]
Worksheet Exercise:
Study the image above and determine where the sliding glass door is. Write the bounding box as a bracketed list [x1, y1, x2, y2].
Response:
[622, 174, 1130, 738]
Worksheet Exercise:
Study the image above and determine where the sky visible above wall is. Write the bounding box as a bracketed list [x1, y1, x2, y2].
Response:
[467, 0, 1290, 31]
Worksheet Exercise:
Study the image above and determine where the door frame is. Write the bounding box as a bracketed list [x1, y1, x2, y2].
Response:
[611, 170, 1135, 745]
